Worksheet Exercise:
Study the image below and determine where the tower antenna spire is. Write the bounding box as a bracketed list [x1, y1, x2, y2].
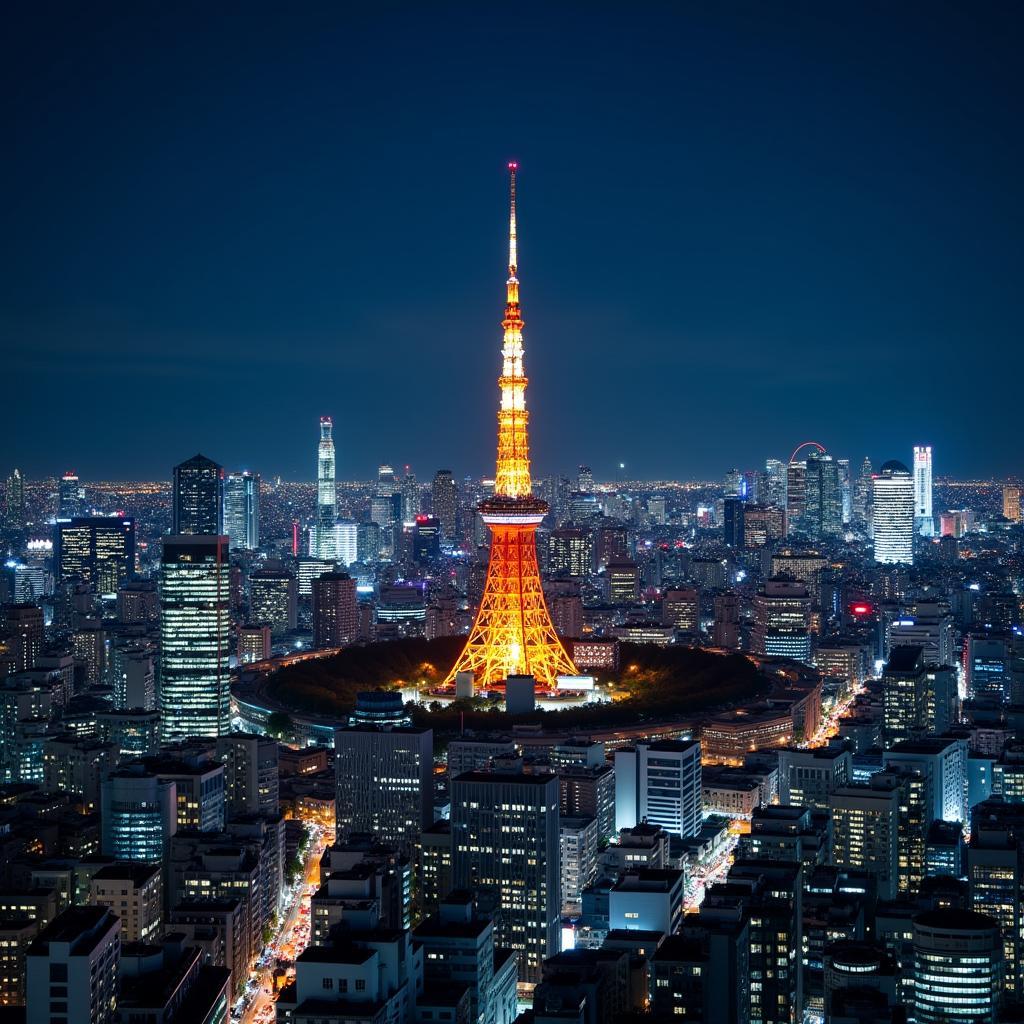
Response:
[508, 161, 518, 278]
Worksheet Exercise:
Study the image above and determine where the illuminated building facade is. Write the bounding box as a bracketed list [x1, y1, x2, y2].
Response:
[172, 454, 223, 535]
[224, 471, 260, 550]
[56, 516, 136, 598]
[431, 469, 458, 539]
[873, 461, 915, 564]
[1003, 485, 1021, 523]
[314, 417, 337, 560]
[159, 535, 231, 742]
[444, 165, 577, 689]
[914, 445, 934, 536]
[58, 471, 85, 519]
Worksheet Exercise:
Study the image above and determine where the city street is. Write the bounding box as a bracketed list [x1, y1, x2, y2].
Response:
[235, 823, 330, 1024]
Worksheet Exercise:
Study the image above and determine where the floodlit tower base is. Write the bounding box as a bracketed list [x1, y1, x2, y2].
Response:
[445, 498, 577, 690]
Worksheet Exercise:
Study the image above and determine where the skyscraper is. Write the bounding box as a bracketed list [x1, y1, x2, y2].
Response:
[873, 461, 915, 564]
[614, 740, 703, 838]
[334, 724, 433, 851]
[913, 445, 934, 536]
[56, 515, 136, 597]
[764, 458, 786, 509]
[224, 471, 260, 550]
[837, 457, 851, 525]
[451, 769, 560, 983]
[443, 164, 578, 690]
[312, 572, 358, 648]
[159, 535, 230, 742]
[401, 467, 419, 523]
[851, 455, 873, 532]
[803, 450, 842, 539]
[1002, 485, 1020, 523]
[314, 417, 336, 560]
[172, 454, 223, 535]
[431, 469, 457, 540]
[5, 468, 24, 529]
[57, 470, 85, 519]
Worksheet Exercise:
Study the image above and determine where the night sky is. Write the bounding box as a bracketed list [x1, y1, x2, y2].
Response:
[3, 3, 1021, 482]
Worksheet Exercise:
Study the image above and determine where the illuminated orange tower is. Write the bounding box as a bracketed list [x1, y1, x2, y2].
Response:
[444, 163, 578, 690]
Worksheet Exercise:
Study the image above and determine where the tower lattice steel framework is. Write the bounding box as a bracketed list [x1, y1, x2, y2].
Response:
[444, 163, 578, 690]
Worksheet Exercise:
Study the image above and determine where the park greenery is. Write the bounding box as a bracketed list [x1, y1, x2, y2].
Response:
[267, 636, 769, 737]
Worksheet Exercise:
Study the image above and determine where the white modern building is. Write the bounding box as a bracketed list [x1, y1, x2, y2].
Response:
[614, 740, 702, 838]
[314, 416, 337, 560]
[913, 445, 934, 537]
[224, 471, 260, 550]
[873, 461, 915, 564]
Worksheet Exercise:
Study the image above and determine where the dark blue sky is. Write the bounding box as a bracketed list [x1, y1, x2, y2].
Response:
[2, 3, 1021, 481]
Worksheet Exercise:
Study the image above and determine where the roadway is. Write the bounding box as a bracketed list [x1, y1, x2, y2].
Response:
[235, 823, 330, 1024]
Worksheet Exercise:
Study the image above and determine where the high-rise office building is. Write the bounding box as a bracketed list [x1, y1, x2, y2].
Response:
[58, 471, 85, 519]
[764, 458, 786, 508]
[159, 535, 231, 742]
[172, 454, 223, 535]
[451, 769, 560, 983]
[333, 724, 432, 851]
[751, 577, 812, 663]
[100, 767, 177, 861]
[663, 587, 700, 638]
[431, 470, 458, 540]
[5, 468, 24, 529]
[223, 471, 260, 550]
[614, 739, 702, 838]
[850, 456, 872, 533]
[401, 467, 419, 523]
[26, 907, 121, 1024]
[803, 450, 842, 539]
[248, 570, 297, 636]
[1003, 485, 1021, 523]
[56, 516, 136, 597]
[314, 417, 336, 560]
[913, 445, 934, 536]
[872, 461, 914, 564]
[333, 519, 358, 566]
[829, 776, 901, 900]
[837, 457, 851, 525]
[312, 572, 358, 648]
[722, 496, 745, 547]
[548, 527, 593, 578]
[912, 910, 1003, 1024]
[216, 733, 279, 818]
[577, 465, 594, 492]
[786, 459, 807, 531]
[411, 515, 440, 562]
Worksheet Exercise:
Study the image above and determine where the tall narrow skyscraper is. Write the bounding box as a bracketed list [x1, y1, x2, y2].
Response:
[58, 471, 85, 519]
[314, 417, 336, 559]
[224, 471, 260, 550]
[172, 454, 223, 535]
[913, 445, 934, 537]
[873, 461, 915, 564]
[444, 163, 577, 690]
[432, 470, 457, 540]
[5, 468, 24, 529]
[159, 535, 231, 741]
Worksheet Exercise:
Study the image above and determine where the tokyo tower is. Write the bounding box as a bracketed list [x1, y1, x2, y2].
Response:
[444, 163, 578, 690]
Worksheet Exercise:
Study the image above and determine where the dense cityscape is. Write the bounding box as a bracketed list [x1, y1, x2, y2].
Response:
[4, 7, 1023, 1024]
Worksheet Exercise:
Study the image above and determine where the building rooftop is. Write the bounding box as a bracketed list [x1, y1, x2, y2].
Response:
[91, 862, 161, 885]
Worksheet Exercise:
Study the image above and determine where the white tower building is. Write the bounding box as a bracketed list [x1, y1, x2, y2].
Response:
[873, 461, 915, 564]
[315, 417, 337, 560]
[913, 445, 934, 537]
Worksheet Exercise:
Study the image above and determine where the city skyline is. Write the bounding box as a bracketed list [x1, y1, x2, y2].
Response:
[3, 5, 1023, 480]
